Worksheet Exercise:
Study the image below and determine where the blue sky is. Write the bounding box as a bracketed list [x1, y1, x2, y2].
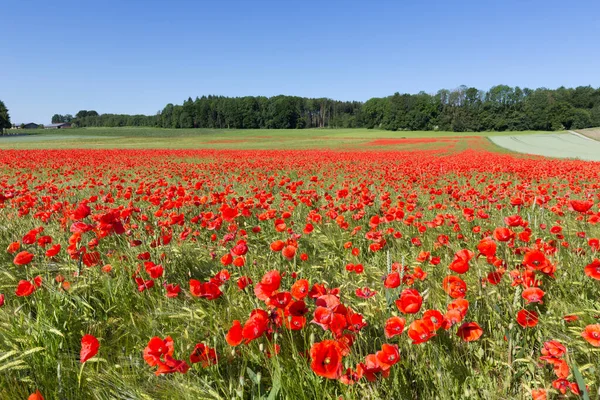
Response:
[2, 0, 599, 124]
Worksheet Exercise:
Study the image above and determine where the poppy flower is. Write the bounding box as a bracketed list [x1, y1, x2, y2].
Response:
[442, 276, 467, 298]
[242, 310, 269, 343]
[531, 389, 547, 400]
[355, 287, 376, 299]
[522, 250, 550, 271]
[28, 390, 44, 400]
[291, 279, 309, 299]
[80, 334, 99, 363]
[541, 340, 566, 358]
[522, 287, 545, 304]
[15, 280, 36, 297]
[423, 309, 444, 330]
[144, 261, 164, 279]
[189, 280, 222, 300]
[13, 251, 34, 266]
[270, 240, 285, 252]
[384, 316, 406, 338]
[494, 227, 514, 242]
[0, 294, 4, 307]
[7, 241, 20, 254]
[375, 343, 400, 370]
[384, 272, 401, 288]
[164, 283, 181, 298]
[309, 340, 343, 379]
[581, 324, 600, 347]
[254, 270, 281, 301]
[563, 314, 579, 322]
[226, 320, 243, 346]
[516, 309, 539, 328]
[189, 343, 217, 367]
[407, 319, 436, 344]
[456, 322, 483, 342]
[570, 199, 594, 213]
[143, 336, 174, 367]
[237, 276, 252, 290]
[282, 245, 297, 260]
[477, 238, 497, 257]
[45, 244, 61, 257]
[395, 288, 423, 314]
[584, 259, 600, 280]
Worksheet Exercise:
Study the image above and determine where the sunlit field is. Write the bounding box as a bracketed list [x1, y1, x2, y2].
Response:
[0, 139, 599, 399]
[0, 127, 559, 150]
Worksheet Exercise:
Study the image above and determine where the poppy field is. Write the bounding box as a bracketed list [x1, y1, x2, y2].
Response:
[1, 145, 600, 400]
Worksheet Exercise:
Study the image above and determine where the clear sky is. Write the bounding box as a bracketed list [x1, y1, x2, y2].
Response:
[2, 0, 599, 124]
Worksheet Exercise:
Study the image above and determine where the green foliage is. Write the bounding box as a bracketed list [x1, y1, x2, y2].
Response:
[53, 85, 600, 132]
[0, 100, 11, 134]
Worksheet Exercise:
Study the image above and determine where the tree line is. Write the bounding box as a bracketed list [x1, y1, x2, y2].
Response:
[49, 85, 600, 131]
[0, 100, 12, 134]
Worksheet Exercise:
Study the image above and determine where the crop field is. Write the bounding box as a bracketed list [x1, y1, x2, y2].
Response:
[0, 134, 599, 400]
[490, 133, 600, 161]
[0, 127, 558, 151]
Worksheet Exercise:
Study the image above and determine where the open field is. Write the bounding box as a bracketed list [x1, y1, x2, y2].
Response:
[577, 128, 600, 141]
[0, 141, 599, 399]
[490, 133, 600, 161]
[0, 127, 561, 150]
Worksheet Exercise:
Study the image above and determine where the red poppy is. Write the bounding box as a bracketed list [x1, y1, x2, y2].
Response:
[237, 276, 252, 290]
[456, 322, 483, 342]
[531, 389, 547, 400]
[13, 251, 34, 266]
[375, 343, 400, 370]
[541, 340, 566, 358]
[516, 309, 539, 328]
[309, 340, 343, 379]
[226, 320, 243, 346]
[581, 324, 600, 347]
[355, 287, 376, 299]
[477, 238, 497, 257]
[15, 280, 36, 297]
[144, 261, 164, 279]
[242, 310, 269, 343]
[291, 279, 309, 299]
[143, 336, 174, 367]
[7, 241, 20, 254]
[384, 272, 401, 289]
[570, 199, 594, 213]
[395, 288, 423, 314]
[164, 283, 181, 298]
[0, 294, 4, 307]
[522, 287, 545, 304]
[442, 276, 467, 298]
[270, 240, 285, 252]
[45, 244, 61, 257]
[584, 259, 600, 280]
[282, 245, 297, 260]
[408, 319, 436, 344]
[522, 250, 549, 270]
[494, 227, 514, 242]
[28, 390, 44, 400]
[384, 316, 406, 338]
[423, 309, 444, 330]
[254, 270, 281, 301]
[80, 334, 99, 363]
[189, 343, 217, 367]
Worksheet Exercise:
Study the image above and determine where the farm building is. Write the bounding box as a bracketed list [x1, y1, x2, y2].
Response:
[45, 123, 72, 129]
[23, 123, 40, 129]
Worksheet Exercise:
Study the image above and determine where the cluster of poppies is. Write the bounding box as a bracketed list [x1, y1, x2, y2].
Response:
[1, 147, 599, 399]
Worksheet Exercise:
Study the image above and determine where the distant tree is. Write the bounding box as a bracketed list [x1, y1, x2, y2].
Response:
[0, 100, 11, 134]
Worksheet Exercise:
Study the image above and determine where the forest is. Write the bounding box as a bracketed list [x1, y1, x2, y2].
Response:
[54, 85, 600, 131]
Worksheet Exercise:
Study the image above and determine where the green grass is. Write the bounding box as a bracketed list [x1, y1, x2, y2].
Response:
[0, 127, 563, 150]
